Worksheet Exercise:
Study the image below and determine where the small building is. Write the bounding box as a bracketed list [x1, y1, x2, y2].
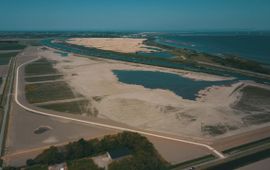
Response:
[106, 147, 131, 161]
[48, 162, 68, 170]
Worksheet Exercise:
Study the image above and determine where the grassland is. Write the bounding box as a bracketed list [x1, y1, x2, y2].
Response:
[24, 58, 58, 76]
[39, 99, 93, 115]
[25, 75, 63, 82]
[25, 81, 77, 103]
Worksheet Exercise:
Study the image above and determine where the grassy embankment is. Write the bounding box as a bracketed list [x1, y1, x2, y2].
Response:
[193, 136, 270, 170]
[170, 154, 216, 170]
[0, 41, 25, 158]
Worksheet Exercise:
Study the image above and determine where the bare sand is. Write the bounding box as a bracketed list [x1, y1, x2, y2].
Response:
[39, 48, 269, 138]
[67, 38, 158, 53]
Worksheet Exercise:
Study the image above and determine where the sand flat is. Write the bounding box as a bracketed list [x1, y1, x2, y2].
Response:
[67, 38, 157, 53]
[38, 48, 270, 138]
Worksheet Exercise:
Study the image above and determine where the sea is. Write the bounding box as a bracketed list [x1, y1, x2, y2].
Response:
[155, 32, 270, 65]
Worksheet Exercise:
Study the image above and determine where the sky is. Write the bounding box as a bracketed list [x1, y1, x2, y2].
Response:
[0, 0, 270, 31]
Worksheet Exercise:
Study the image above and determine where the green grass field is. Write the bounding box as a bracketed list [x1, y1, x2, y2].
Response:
[25, 75, 64, 82]
[25, 81, 77, 103]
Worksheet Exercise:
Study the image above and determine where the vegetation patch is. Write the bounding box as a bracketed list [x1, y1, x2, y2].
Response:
[25, 164, 48, 170]
[24, 58, 58, 76]
[67, 158, 103, 170]
[144, 38, 270, 74]
[25, 81, 77, 103]
[0, 52, 18, 65]
[176, 112, 196, 121]
[0, 41, 26, 50]
[242, 113, 270, 125]
[40, 100, 93, 115]
[202, 124, 238, 136]
[25, 75, 64, 82]
[34, 126, 51, 134]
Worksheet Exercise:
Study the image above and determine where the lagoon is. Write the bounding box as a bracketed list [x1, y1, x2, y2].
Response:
[113, 70, 234, 100]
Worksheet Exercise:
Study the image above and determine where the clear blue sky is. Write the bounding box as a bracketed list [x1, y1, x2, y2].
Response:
[0, 0, 270, 31]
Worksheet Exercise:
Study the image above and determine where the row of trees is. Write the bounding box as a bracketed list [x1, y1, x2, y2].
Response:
[25, 131, 168, 170]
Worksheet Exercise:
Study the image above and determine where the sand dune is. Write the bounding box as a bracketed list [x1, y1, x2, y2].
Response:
[67, 38, 158, 53]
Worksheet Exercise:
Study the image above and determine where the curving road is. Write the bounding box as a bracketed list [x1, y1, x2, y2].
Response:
[14, 50, 226, 159]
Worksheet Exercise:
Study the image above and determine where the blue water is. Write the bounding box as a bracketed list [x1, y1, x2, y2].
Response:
[54, 51, 68, 57]
[113, 70, 234, 100]
[156, 34, 270, 64]
[41, 38, 270, 85]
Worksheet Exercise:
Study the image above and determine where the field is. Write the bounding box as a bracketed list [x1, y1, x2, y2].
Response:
[25, 75, 64, 82]
[25, 81, 77, 103]
[24, 58, 58, 76]
[39, 99, 96, 116]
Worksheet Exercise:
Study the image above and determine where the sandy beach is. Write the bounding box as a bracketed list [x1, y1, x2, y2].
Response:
[38, 48, 270, 138]
[67, 38, 158, 53]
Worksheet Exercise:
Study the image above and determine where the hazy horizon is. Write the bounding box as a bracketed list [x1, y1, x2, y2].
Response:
[1, 0, 270, 31]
